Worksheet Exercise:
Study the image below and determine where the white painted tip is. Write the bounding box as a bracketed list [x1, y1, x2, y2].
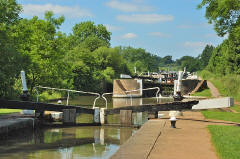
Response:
[57, 100, 62, 104]
[169, 116, 177, 121]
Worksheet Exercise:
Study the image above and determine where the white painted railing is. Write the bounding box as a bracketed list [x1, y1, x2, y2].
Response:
[34, 86, 101, 108]
[101, 92, 113, 109]
[102, 87, 160, 108]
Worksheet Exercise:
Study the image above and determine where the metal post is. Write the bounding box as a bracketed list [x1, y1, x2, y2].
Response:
[66, 91, 70, 106]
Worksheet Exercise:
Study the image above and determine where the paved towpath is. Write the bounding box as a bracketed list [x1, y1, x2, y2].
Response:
[112, 111, 240, 159]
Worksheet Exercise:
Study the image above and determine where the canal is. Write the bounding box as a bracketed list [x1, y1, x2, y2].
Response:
[0, 96, 173, 158]
[0, 126, 136, 159]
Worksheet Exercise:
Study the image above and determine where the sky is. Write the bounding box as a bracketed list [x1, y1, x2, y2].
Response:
[17, 0, 225, 59]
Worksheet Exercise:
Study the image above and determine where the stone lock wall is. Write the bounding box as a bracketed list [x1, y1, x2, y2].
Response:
[113, 79, 142, 97]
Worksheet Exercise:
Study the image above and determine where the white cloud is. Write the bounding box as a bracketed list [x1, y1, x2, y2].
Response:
[178, 24, 193, 29]
[184, 41, 208, 48]
[105, 0, 153, 12]
[104, 24, 122, 32]
[183, 41, 212, 54]
[132, 0, 145, 3]
[22, 4, 93, 18]
[149, 32, 171, 38]
[117, 14, 174, 23]
[178, 23, 212, 29]
[205, 33, 218, 38]
[122, 33, 137, 39]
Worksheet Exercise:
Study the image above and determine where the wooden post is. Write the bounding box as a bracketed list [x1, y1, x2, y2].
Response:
[100, 108, 107, 125]
[63, 109, 76, 125]
[120, 110, 132, 126]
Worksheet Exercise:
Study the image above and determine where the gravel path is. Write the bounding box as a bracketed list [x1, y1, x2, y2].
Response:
[207, 81, 221, 98]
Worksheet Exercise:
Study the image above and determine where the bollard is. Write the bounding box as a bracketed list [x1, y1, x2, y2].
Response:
[170, 116, 177, 128]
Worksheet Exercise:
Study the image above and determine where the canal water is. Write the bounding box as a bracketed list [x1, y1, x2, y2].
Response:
[0, 96, 173, 159]
[0, 126, 136, 159]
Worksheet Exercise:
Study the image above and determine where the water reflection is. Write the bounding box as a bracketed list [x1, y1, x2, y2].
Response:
[0, 126, 136, 159]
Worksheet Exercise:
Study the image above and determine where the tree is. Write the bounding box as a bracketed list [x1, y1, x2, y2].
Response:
[70, 21, 111, 50]
[119, 46, 161, 73]
[11, 12, 68, 92]
[0, 0, 22, 25]
[199, 45, 215, 69]
[207, 39, 239, 75]
[198, 0, 240, 37]
[0, 0, 23, 98]
[176, 56, 199, 72]
[198, 0, 240, 75]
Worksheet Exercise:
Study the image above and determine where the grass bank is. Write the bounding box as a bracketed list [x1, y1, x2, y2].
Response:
[191, 88, 211, 97]
[198, 70, 240, 159]
[199, 70, 240, 102]
[208, 125, 240, 159]
[0, 109, 21, 115]
[202, 109, 240, 123]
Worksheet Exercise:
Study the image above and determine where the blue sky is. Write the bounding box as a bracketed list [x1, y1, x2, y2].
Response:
[17, 0, 225, 59]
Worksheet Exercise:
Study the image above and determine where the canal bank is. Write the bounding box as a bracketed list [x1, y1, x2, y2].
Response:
[111, 111, 237, 159]
[0, 114, 35, 136]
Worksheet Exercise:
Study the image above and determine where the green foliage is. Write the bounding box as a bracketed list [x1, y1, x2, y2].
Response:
[38, 91, 62, 102]
[207, 39, 239, 75]
[208, 125, 240, 159]
[10, 12, 68, 92]
[71, 21, 111, 50]
[0, 0, 22, 25]
[119, 46, 161, 73]
[198, 0, 240, 37]
[199, 70, 240, 102]
[0, 0, 24, 98]
[199, 0, 240, 76]
[176, 56, 200, 72]
[191, 89, 212, 97]
[199, 45, 214, 69]
[69, 47, 130, 92]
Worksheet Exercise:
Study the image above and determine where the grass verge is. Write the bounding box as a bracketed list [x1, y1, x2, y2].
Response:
[0, 109, 21, 115]
[208, 125, 240, 159]
[192, 89, 212, 97]
[199, 70, 240, 102]
[201, 110, 240, 123]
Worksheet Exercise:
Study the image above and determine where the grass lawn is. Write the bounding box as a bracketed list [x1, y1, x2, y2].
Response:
[192, 89, 212, 97]
[201, 110, 240, 123]
[0, 109, 22, 115]
[231, 105, 240, 112]
[208, 125, 240, 159]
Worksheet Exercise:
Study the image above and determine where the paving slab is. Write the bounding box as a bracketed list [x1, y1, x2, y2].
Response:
[111, 120, 166, 159]
[149, 112, 218, 159]
[111, 111, 220, 159]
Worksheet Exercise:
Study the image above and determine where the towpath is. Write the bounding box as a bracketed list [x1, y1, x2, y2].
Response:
[207, 81, 221, 98]
[112, 111, 240, 159]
